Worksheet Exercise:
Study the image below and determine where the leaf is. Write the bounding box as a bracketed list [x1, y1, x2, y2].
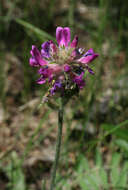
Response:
[76, 155, 90, 173]
[95, 149, 102, 167]
[101, 121, 128, 141]
[5, 152, 26, 190]
[95, 150, 108, 188]
[98, 168, 108, 189]
[115, 139, 128, 152]
[85, 171, 102, 190]
[110, 153, 121, 187]
[78, 173, 99, 190]
[75, 151, 128, 190]
[56, 175, 71, 190]
[15, 18, 55, 42]
[118, 161, 128, 188]
[77, 153, 108, 190]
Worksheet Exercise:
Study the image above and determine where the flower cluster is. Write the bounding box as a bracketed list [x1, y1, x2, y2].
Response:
[29, 27, 99, 101]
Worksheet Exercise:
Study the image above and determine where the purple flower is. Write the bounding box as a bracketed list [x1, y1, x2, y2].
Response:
[70, 35, 78, 48]
[29, 26, 99, 98]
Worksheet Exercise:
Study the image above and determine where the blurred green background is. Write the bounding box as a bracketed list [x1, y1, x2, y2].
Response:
[0, 0, 128, 189]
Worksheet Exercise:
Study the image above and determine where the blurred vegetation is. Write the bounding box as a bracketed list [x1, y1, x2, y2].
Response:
[0, 0, 128, 189]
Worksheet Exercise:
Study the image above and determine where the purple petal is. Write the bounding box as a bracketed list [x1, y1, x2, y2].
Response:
[48, 75, 54, 83]
[64, 64, 71, 72]
[41, 41, 50, 58]
[29, 57, 39, 67]
[71, 48, 85, 59]
[56, 27, 63, 46]
[73, 72, 85, 89]
[87, 68, 94, 75]
[38, 67, 48, 75]
[85, 65, 94, 75]
[38, 67, 53, 82]
[56, 27, 71, 47]
[50, 81, 62, 95]
[77, 48, 99, 64]
[84, 48, 94, 56]
[54, 81, 62, 88]
[49, 40, 57, 55]
[70, 35, 78, 48]
[30, 45, 47, 66]
[62, 27, 71, 46]
[36, 77, 46, 84]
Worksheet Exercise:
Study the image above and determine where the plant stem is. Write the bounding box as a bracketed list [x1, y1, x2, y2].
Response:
[50, 98, 64, 190]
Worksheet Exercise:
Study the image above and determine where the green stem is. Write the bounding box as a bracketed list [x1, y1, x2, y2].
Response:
[50, 98, 64, 190]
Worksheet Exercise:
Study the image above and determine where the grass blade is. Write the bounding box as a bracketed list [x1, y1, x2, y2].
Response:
[15, 18, 55, 42]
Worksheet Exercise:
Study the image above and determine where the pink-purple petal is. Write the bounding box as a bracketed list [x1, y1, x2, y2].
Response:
[49, 40, 57, 55]
[37, 77, 46, 84]
[41, 41, 50, 58]
[70, 35, 78, 48]
[29, 57, 39, 67]
[73, 72, 85, 89]
[85, 65, 95, 75]
[64, 64, 71, 72]
[56, 27, 63, 46]
[30, 45, 47, 66]
[50, 81, 62, 95]
[62, 27, 71, 47]
[56, 26, 71, 47]
[84, 48, 94, 56]
[77, 49, 99, 64]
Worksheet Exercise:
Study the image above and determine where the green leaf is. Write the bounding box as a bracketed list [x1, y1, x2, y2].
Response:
[118, 161, 128, 187]
[78, 173, 99, 190]
[5, 152, 26, 190]
[110, 153, 121, 186]
[115, 139, 128, 152]
[56, 175, 71, 190]
[95, 150, 108, 188]
[75, 149, 128, 190]
[76, 155, 90, 173]
[15, 18, 55, 42]
[95, 149, 102, 167]
[98, 168, 108, 189]
[77, 153, 108, 190]
[101, 121, 128, 141]
[85, 171, 102, 190]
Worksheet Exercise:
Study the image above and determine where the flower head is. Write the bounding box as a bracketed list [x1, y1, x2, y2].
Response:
[29, 27, 99, 101]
